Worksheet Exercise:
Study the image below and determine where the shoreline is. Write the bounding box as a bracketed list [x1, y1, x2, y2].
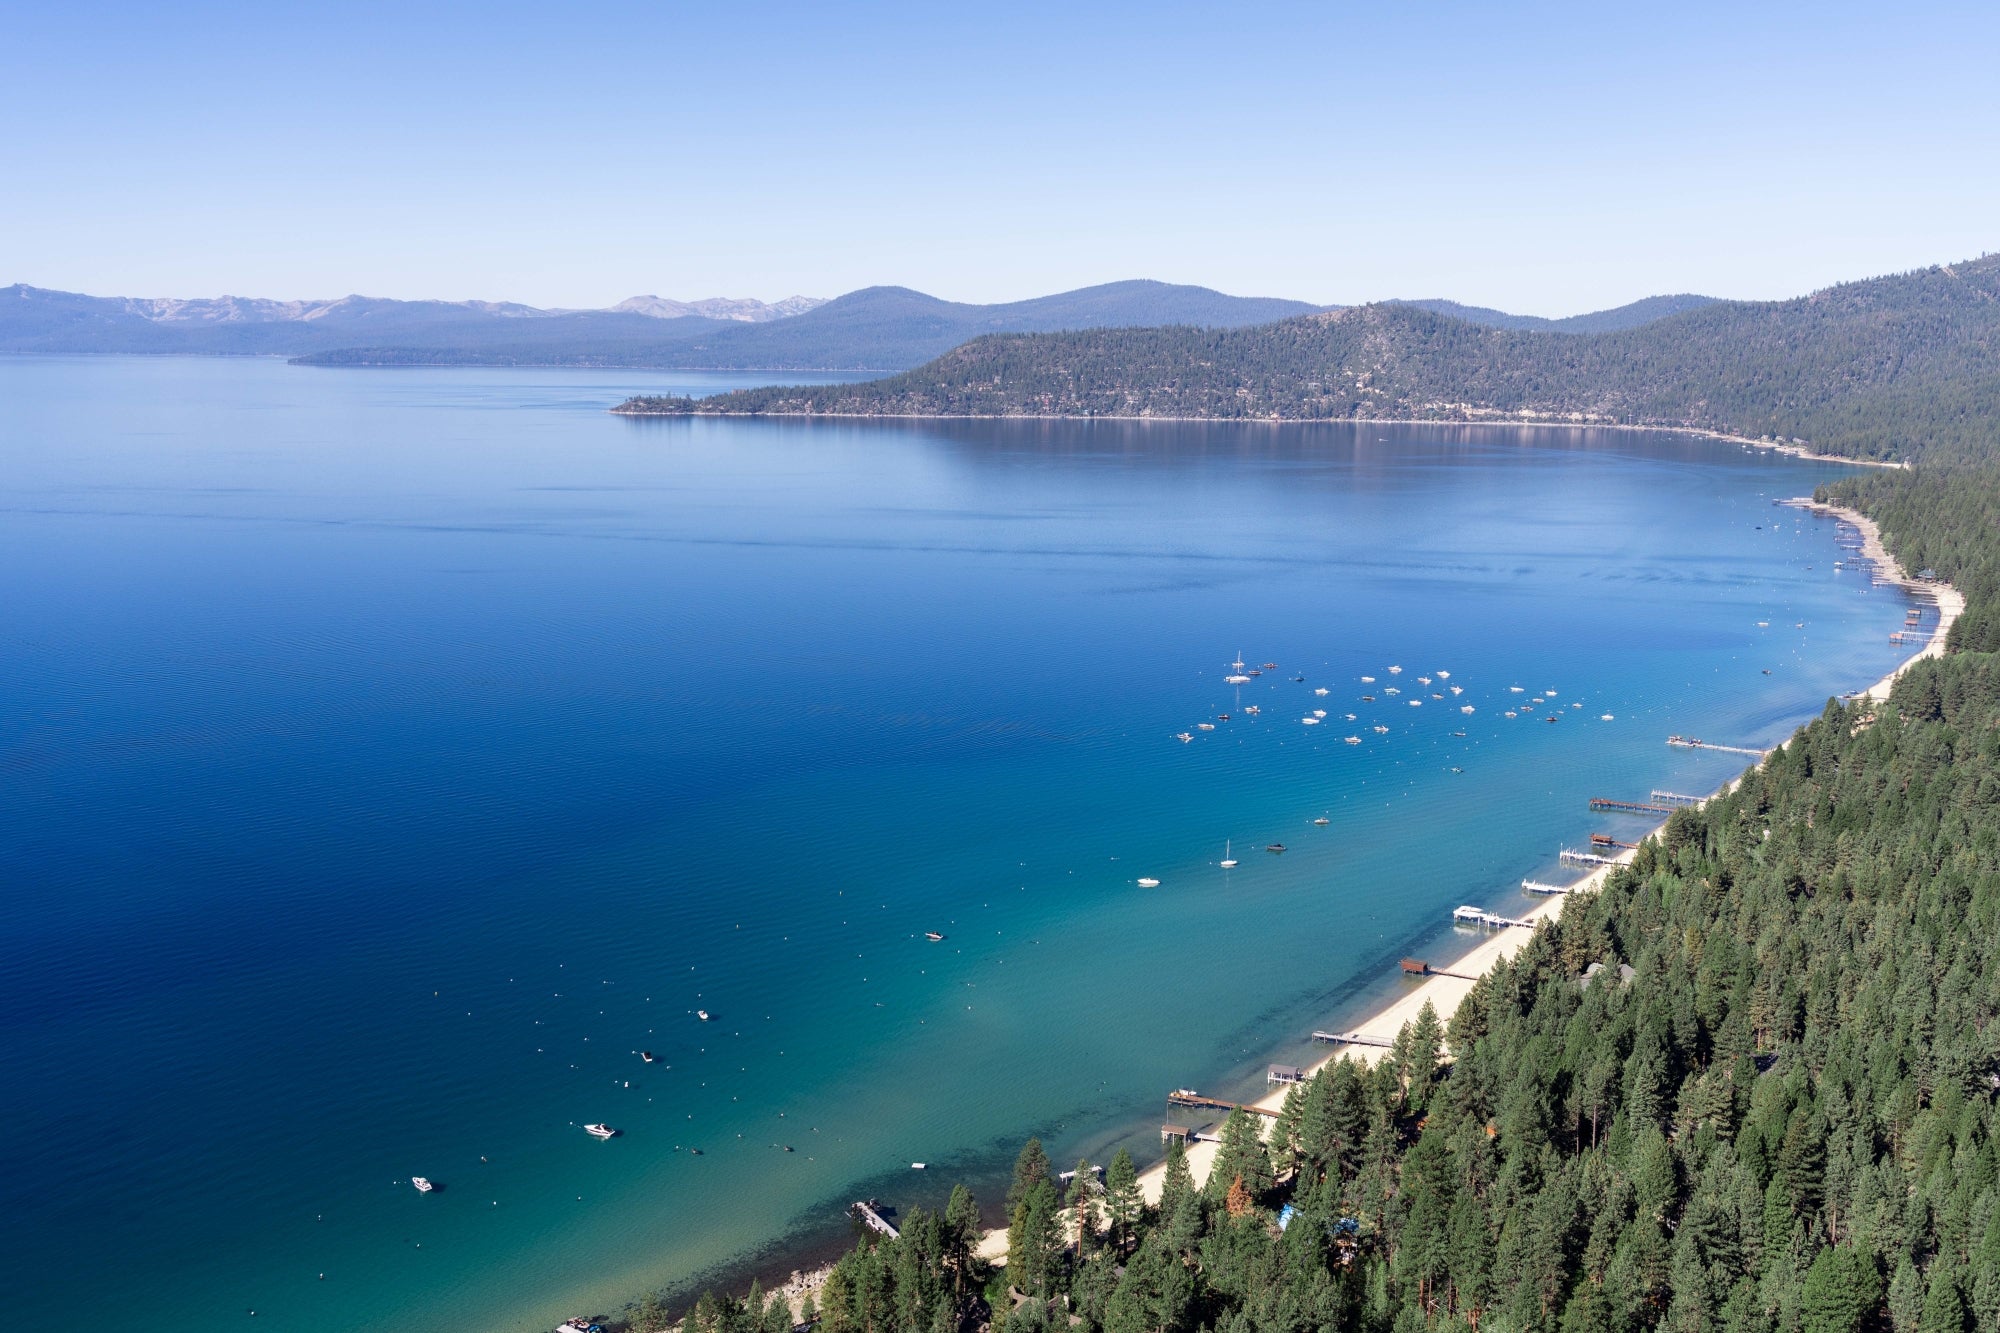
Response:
[1782, 498, 1964, 696]
[969, 497, 1957, 1264]
[608, 404, 1907, 470]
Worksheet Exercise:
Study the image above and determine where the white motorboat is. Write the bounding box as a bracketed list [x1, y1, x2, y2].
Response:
[412, 1176, 435, 1193]
[584, 1123, 617, 1140]
[1220, 840, 1237, 869]
[1137, 877, 1161, 887]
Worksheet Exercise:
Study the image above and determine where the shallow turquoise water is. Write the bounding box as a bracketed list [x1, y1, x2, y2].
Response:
[0, 358, 1918, 1332]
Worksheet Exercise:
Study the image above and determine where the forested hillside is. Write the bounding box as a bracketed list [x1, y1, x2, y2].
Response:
[628, 256, 2000, 464]
[648, 645, 2000, 1333]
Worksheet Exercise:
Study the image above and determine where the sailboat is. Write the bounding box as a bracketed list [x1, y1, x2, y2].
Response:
[1220, 840, 1238, 869]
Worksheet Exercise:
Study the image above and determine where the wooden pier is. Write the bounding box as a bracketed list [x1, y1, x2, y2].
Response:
[1166, 1090, 1281, 1119]
[1649, 791, 1703, 807]
[1559, 849, 1619, 868]
[1311, 1030, 1394, 1048]
[851, 1200, 899, 1239]
[1666, 737, 1767, 758]
[1590, 834, 1640, 850]
[1522, 878, 1572, 895]
[1453, 904, 1533, 928]
[1589, 798, 1674, 815]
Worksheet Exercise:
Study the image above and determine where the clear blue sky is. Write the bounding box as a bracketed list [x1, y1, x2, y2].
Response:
[6, 0, 1996, 314]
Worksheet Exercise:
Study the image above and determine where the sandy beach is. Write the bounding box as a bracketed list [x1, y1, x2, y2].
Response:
[975, 501, 1958, 1264]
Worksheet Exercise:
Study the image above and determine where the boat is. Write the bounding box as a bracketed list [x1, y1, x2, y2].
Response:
[1172, 1087, 1199, 1098]
[1243, 705, 1260, 715]
[1417, 676, 1432, 686]
[1344, 713, 1356, 720]
[1262, 663, 1277, 670]
[1217, 713, 1230, 721]
[584, 1123, 617, 1139]
[1384, 686, 1400, 695]
[697, 1010, 711, 1022]
[1197, 722, 1215, 730]
[1431, 692, 1445, 700]
[1225, 674, 1251, 684]
[1266, 843, 1286, 854]
[1505, 710, 1518, 718]
[1360, 694, 1375, 702]
[1220, 840, 1237, 869]
[1360, 676, 1375, 684]
[1546, 716, 1559, 723]
[558, 1319, 605, 1333]
[1509, 686, 1525, 693]
[1175, 732, 1194, 743]
[911, 1162, 927, 1170]
[1291, 675, 1305, 682]
[1301, 716, 1321, 725]
[640, 1051, 656, 1063]
[412, 1176, 435, 1193]
[1345, 735, 1361, 744]
[1312, 709, 1326, 718]
[1313, 816, 1329, 825]
[924, 931, 946, 942]
[1247, 669, 1262, 677]
[1373, 725, 1389, 734]
[1600, 714, 1615, 721]
[1437, 671, 1451, 679]
[1450, 730, 1467, 738]
[1231, 653, 1245, 670]
[1461, 705, 1475, 714]
[1137, 877, 1161, 888]
[1388, 665, 1402, 674]
[1409, 699, 1422, 707]
[1314, 687, 1329, 696]
[1450, 686, 1463, 695]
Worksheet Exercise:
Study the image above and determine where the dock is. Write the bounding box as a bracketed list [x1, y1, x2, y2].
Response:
[1589, 798, 1674, 815]
[1166, 1090, 1281, 1119]
[851, 1200, 899, 1240]
[1397, 958, 1478, 981]
[1452, 904, 1533, 929]
[1522, 878, 1572, 895]
[1590, 834, 1640, 849]
[1666, 737, 1767, 758]
[1311, 1030, 1395, 1048]
[1649, 791, 1703, 807]
[1558, 849, 1619, 868]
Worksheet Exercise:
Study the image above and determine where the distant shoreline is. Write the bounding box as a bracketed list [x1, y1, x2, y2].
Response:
[608, 404, 1908, 470]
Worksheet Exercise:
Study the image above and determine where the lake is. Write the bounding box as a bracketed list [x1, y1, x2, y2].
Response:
[0, 356, 1916, 1332]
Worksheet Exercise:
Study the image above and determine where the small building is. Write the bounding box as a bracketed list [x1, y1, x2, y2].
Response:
[1268, 1063, 1305, 1086]
[1161, 1123, 1192, 1143]
[1399, 958, 1428, 975]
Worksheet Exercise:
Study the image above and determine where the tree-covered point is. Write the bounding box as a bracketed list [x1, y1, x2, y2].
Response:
[616, 255, 2000, 465]
[639, 648, 2000, 1333]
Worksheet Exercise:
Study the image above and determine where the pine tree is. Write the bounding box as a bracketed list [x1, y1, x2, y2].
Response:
[1104, 1147, 1142, 1252]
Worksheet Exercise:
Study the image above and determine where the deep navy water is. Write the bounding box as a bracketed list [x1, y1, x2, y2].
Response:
[0, 357, 1919, 1332]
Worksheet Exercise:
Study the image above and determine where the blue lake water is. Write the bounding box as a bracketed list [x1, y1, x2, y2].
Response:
[0, 356, 1919, 1332]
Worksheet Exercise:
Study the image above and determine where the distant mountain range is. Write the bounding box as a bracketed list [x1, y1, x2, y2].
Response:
[608, 294, 824, 321]
[2, 280, 1717, 373]
[619, 256, 2000, 465]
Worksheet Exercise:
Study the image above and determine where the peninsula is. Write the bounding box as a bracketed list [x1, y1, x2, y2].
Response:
[613, 254, 2000, 466]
